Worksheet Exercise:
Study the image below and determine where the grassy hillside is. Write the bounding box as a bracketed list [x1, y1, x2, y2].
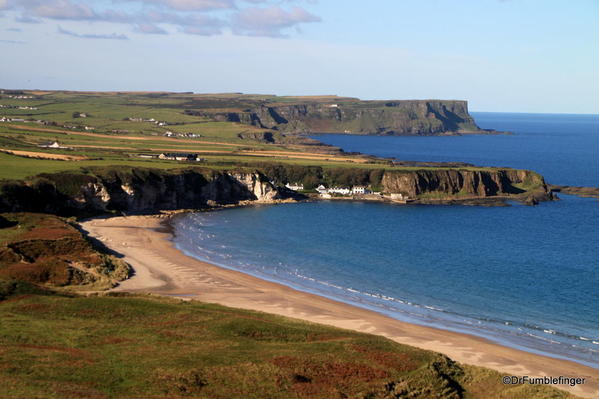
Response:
[0, 291, 577, 399]
[0, 213, 129, 290]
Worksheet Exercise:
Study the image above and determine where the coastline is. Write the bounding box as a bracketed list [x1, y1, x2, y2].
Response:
[80, 214, 599, 399]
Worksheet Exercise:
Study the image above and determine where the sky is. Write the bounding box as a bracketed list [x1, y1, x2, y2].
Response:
[0, 0, 598, 113]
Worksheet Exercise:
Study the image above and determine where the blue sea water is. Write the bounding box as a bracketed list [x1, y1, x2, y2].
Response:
[172, 113, 599, 368]
[313, 112, 599, 187]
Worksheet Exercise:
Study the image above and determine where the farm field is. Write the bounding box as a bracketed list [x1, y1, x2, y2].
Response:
[0, 90, 395, 180]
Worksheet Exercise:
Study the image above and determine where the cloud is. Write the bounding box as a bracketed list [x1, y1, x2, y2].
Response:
[126, 0, 235, 11]
[15, 15, 42, 23]
[232, 5, 320, 37]
[6, 27, 22, 31]
[58, 26, 129, 39]
[135, 23, 168, 34]
[18, 0, 96, 20]
[0, 39, 27, 44]
[0, 0, 8, 9]
[4, 0, 321, 38]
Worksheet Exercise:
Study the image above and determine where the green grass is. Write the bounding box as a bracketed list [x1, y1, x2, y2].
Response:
[0, 293, 578, 399]
[0, 152, 192, 180]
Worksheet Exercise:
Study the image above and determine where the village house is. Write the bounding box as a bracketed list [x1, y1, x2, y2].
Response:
[352, 186, 371, 195]
[158, 153, 202, 162]
[178, 133, 200, 138]
[316, 184, 372, 197]
[316, 184, 328, 194]
[163, 131, 175, 137]
[285, 183, 304, 191]
[328, 187, 352, 195]
[38, 141, 70, 149]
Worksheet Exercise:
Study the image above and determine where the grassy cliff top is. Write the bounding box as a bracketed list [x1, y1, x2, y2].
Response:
[0, 289, 578, 399]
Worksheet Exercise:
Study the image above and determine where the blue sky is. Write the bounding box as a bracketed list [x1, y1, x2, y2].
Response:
[0, 0, 597, 113]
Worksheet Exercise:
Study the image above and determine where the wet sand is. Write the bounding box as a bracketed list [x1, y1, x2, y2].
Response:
[80, 215, 599, 398]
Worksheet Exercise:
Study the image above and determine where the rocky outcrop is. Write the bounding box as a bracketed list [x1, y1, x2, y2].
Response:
[549, 185, 599, 200]
[0, 168, 294, 216]
[381, 169, 552, 204]
[188, 100, 495, 136]
[381, 169, 545, 197]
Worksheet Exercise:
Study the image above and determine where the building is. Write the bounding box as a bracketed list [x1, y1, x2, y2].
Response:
[328, 187, 351, 195]
[38, 141, 70, 149]
[316, 184, 328, 194]
[352, 186, 371, 195]
[163, 131, 175, 137]
[285, 183, 304, 191]
[158, 153, 202, 162]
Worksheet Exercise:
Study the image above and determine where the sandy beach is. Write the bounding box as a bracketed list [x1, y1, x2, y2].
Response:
[80, 214, 599, 399]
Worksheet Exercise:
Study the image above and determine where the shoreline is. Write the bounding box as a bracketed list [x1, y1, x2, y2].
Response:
[80, 214, 599, 399]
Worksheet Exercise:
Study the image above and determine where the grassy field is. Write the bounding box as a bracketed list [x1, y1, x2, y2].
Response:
[0, 291, 577, 399]
[0, 90, 515, 183]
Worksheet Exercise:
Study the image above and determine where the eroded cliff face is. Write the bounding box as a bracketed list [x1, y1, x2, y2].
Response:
[381, 169, 550, 203]
[0, 169, 290, 216]
[189, 100, 485, 135]
[0, 166, 553, 216]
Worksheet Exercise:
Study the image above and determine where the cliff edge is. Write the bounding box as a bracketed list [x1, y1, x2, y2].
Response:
[185, 96, 500, 136]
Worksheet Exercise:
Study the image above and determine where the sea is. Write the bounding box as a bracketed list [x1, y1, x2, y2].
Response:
[172, 113, 599, 368]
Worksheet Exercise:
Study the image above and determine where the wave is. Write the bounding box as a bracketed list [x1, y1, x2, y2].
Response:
[173, 214, 599, 368]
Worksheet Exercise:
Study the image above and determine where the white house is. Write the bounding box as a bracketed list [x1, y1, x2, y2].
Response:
[158, 153, 202, 162]
[329, 187, 351, 195]
[285, 183, 304, 191]
[38, 141, 70, 149]
[316, 185, 328, 194]
[352, 186, 371, 195]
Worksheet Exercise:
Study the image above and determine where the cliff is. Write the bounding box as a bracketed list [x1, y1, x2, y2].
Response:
[381, 168, 550, 204]
[0, 165, 552, 216]
[187, 99, 495, 136]
[0, 168, 295, 216]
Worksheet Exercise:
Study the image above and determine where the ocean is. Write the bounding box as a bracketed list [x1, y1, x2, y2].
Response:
[172, 113, 599, 368]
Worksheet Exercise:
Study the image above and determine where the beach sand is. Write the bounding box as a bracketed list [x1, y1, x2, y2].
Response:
[81, 214, 599, 398]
